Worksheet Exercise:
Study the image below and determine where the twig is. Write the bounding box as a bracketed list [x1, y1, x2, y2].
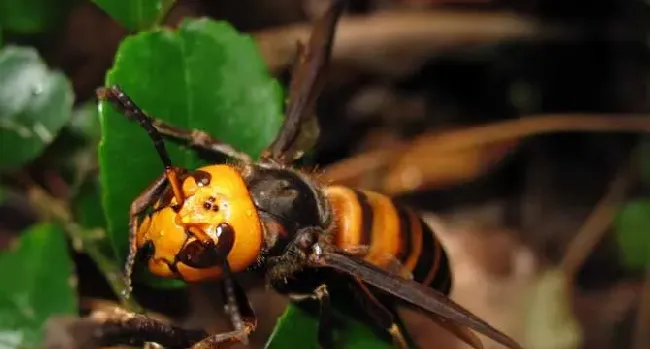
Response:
[560, 153, 635, 282]
[156, 0, 178, 29]
[322, 114, 650, 193]
[26, 184, 142, 312]
[82, 297, 170, 323]
[67, 148, 99, 200]
[253, 10, 573, 76]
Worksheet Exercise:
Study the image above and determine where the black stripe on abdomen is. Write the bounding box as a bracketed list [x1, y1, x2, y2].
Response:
[412, 220, 452, 295]
[395, 206, 412, 262]
[354, 190, 374, 246]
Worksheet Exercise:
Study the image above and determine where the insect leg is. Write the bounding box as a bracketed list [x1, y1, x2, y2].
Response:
[124, 172, 168, 297]
[191, 263, 257, 349]
[151, 119, 253, 163]
[289, 284, 334, 349]
[221, 262, 257, 345]
[351, 280, 410, 349]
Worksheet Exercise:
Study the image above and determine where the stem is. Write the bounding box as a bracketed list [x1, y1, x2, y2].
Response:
[67, 148, 98, 200]
[560, 161, 633, 283]
[26, 185, 142, 313]
[153, 0, 177, 28]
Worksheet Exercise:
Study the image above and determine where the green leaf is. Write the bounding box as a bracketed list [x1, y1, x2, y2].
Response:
[98, 18, 284, 287]
[266, 304, 397, 349]
[0, 46, 74, 171]
[68, 102, 102, 143]
[266, 305, 319, 349]
[35, 102, 102, 193]
[73, 180, 107, 230]
[615, 199, 650, 270]
[0, 0, 79, 34]
[0, 223, 78, 349]
[92, 0, 175, 32]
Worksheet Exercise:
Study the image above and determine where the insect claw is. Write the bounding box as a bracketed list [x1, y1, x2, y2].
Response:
[96, 86, 109, 100]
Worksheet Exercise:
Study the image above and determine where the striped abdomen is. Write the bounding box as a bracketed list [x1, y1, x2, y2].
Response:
[323, 186, 452, 295]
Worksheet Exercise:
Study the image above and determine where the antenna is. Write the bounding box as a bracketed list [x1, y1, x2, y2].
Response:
[97, 85, 185, 204]
[97, 85, 186, 295]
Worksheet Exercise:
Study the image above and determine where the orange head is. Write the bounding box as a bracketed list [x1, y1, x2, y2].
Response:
[97, 86, 263, 289]
[134, 164, 263, 282]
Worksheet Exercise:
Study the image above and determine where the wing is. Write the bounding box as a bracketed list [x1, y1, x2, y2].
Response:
[340, 247, 490, 348]
[310, 251, 523, 349]
[339, 245, 414, 280]
[260, 0, 346, 165]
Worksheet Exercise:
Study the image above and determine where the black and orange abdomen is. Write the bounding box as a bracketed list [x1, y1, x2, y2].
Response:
[323, 186, 452, 295]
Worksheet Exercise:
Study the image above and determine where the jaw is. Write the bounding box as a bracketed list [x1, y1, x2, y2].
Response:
[148, 257, 225, 282]
[148, 258, 177, 278]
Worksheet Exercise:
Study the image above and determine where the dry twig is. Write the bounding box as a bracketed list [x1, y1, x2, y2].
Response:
[254, 9, 565, 76]
[322, 114, 650, 194]
[560, 158, 634, 282]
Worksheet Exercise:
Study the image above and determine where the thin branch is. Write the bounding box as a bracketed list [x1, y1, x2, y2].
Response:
[322, 114, 650, 193]
[67, 148, 99, 200]
[155, 0, 177, 28]
[560, 159, 634, 282]
[254, 10, 574, 76]
[82, 297, 170, 323]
